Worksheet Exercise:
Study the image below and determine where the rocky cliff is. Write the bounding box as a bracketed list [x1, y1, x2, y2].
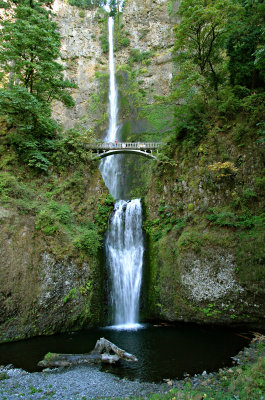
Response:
[143, 119, 265, 328]
[51, 0, 175, 134]
[0, 166, 112, 343]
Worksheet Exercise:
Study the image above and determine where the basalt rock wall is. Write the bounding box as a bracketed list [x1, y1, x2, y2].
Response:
[51, 0, 175, 133]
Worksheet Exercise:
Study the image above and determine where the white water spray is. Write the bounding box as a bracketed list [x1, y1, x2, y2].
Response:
[106, 200, 144, 328]
[106, 17, 118, 142]
[100, 15, 144, 329]
[99, 17, 121, 199]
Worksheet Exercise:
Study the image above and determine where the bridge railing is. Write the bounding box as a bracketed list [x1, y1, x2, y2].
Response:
[88, 142, 162, 150]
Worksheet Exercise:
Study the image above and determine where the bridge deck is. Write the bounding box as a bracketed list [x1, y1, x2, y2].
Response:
[88, 142, 162, 151]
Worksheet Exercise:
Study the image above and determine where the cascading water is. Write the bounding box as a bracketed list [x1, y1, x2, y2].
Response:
[100, 16, 144, 329]
[99, 17, 121, 199]
[106, 200, 144, 327]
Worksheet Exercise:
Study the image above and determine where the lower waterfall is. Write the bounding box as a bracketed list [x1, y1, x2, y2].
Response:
[106, 199, 144, 328]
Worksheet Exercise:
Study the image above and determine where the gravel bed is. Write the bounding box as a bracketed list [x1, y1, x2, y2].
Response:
[0, 364, 168, 400]
[1, 334, 264, 400]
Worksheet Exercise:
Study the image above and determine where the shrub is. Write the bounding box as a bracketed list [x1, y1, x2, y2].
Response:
[73, 228, 101, 256]
[35, 210, 60, 235]
[35, 201, 73, 235]
[207, 161, 238, 180]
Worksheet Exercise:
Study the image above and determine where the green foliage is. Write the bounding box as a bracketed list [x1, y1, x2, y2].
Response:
[206, 208, 265, 230]
[226, 0, 265, 89]
[73, 227, 101, 256]
[174, 100, 207, 147]
[0, 3, 75, 104]
[108, 0, 123, 17]
[35, 201, 72, 235]
[29, 386, 42, 394]
[100, 33, 109, 53]
[236, 216, 265, 294]
[63, 288, 77, 304]
[0, 171, 34, 202]
[67, 0, 105, 9]
[173, 0, 232, 95]
[254, 27, 265, 80]
[51, 127, 95, 171]
[129, 49, 153, 65]
[144, 201, 186, 242]
[95, 194, 114, 232]
[80, 279, 92, 296]
[137, 104, 175, 141]
[0, 371, 9, 380]
[200, 303, 221, 317]
[114, 21, 130, 51]
[35, 210, 60, 235]
[0, 0, 76, 172]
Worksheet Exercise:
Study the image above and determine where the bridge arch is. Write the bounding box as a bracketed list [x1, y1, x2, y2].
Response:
[92, 149, 157, 160]
[88, 142, 162, 161]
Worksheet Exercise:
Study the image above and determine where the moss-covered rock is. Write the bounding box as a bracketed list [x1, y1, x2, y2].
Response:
[144, 114, 265, 328]
[0, 164, 112, 343]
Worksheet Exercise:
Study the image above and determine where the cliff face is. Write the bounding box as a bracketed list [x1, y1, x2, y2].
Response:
[0, 169, 112, 343]
[143, 125, 265, 328]
[51, 0, 174, 132]
[51, 0, 106, 130]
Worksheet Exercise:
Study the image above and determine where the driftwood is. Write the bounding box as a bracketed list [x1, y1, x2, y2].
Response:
[38, 337, 138, 368]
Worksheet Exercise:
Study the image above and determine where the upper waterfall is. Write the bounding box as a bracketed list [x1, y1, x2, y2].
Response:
[99, 16, 121, 200]
[106, 17, 118, 142]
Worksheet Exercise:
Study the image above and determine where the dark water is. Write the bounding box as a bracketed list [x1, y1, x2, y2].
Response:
[0, 324, 250, 382]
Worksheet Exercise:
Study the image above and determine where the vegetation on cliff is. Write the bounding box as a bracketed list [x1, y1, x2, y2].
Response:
[143, 0, 265, 326]
[0, 0, 115, 341]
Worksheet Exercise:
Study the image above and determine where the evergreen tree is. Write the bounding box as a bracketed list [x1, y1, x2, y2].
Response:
[0, 0, 76, 171]
[67, 0, 106, 9]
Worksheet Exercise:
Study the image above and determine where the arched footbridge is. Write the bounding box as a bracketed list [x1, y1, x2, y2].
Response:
[87, 142, 162, 160]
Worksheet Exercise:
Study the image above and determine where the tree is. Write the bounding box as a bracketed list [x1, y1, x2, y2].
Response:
[226, 0, 265, 89]
[0, 2, 75, 104]
[173, 0, 232, 96]
[68, 0, 106, 9]
[0, 0, 76, 171]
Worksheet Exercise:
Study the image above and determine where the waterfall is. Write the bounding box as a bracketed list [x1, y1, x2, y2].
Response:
[100, 16, 144, 329]
[99, 17, 121, 199]
[106, 200, 144, 327]
[106, 17, 118, 143]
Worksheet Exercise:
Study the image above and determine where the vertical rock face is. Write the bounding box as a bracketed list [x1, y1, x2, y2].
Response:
[0, 170, 110, 343]
[52, 0, 107, 129]
[116, 0, 174, 100]
[52, 0, 174, 130]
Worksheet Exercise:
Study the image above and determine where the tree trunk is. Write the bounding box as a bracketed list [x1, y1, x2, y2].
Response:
[38, 337, 138, 368]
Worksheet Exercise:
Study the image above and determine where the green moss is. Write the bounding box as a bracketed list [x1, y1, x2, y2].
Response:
[73, 228, 101, 256]
[114, 18, 130, 51]
[63, 288, 77, 304]
[128, 48, 153, 65]
[236, 218, 265, 295]
[187, 203, 194, 211]
[137, 104, 175, 141]
[176, 227, 235, 253]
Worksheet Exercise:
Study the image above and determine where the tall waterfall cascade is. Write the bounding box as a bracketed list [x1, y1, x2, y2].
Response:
[100, 17, 144, 329]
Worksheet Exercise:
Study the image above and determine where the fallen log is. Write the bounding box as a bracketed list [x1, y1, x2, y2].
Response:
[38, 337, 138, 368]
